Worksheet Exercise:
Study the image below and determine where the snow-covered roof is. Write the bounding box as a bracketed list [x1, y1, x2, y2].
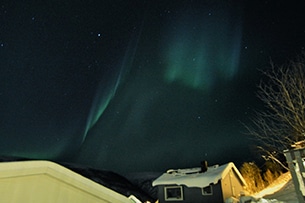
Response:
[152, 162, 247, 188]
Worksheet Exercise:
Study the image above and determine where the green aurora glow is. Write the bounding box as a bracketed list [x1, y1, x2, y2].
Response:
[163, 9, 242, 91]
[82, 26, 143, 144]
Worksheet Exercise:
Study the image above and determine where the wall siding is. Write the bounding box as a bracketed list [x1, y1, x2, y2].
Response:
[157, 183, 223, 203]
[221, 169, 245, 201]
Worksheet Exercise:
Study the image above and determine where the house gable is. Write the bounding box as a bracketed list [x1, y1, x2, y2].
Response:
[221, 168, 246, 201]
[0, 160, 132, 203]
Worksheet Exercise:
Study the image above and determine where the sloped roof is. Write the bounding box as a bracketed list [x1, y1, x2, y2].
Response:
[0, 160, 133, 203]
[152, 162, 247, 188]
[61, 162, 154, 202]
[0, 156, 155, 202]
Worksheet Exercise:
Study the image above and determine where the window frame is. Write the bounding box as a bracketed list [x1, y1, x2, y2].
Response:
[164, 185, 184, 201]
[201, 185, 213, 195]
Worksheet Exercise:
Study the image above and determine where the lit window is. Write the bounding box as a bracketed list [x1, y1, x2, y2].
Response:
[202, 185, 213, 195]
[164, 186, 183, 201]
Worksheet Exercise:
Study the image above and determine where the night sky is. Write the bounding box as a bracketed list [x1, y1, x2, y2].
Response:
[1, 0, 305, 174]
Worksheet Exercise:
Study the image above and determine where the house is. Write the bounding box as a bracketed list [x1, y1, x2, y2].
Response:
[152, 162, 247, 203]
[0, 160, 138, 203]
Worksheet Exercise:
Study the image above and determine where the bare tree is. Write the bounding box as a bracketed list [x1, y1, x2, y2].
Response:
[245, 54, 305, 170]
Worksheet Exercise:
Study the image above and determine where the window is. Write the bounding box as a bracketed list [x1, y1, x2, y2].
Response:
[164, 186, 183, 201]
[202, 185, 213, 195]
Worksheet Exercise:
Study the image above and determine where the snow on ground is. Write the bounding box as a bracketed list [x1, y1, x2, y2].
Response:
[250, 172, 299, 203]
[254, 172, 292, 199]
[264, 179, 298, 203]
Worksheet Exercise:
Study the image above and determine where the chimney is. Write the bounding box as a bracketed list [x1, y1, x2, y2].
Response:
[201, 161, 208, 173]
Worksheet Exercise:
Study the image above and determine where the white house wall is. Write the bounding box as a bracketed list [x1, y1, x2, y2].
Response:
[221, 169, 245, 201]
[0, 161, 132, 203]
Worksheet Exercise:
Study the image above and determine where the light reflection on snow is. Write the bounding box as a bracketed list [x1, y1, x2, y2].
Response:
[248, 172, 292, 203]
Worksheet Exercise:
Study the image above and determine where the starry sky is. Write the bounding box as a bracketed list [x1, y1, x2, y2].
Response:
[1, 0, 305, 174]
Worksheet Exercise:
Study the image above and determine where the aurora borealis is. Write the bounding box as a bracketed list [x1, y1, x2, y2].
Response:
[162, 5, 242, 91]
[1, 1, 305, 173]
